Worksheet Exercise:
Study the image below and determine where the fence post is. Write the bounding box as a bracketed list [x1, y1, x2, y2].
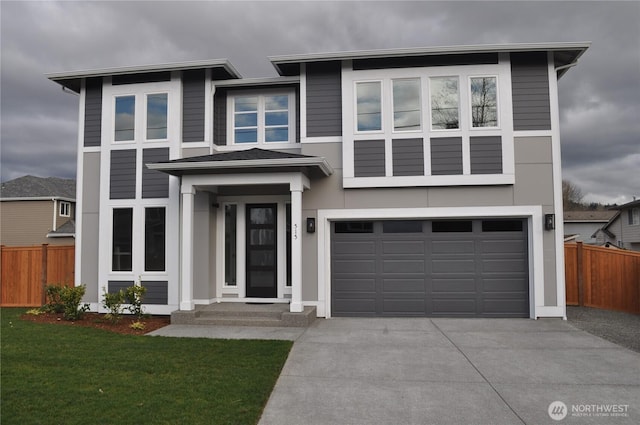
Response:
[576, 242, 584, 306]
[41, 244, 48, 305]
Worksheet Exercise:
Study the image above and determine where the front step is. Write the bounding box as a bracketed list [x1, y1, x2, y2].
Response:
[171, 304, 316, 327]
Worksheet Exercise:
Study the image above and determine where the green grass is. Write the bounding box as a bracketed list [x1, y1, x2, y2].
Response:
[1, 308, 292, 425]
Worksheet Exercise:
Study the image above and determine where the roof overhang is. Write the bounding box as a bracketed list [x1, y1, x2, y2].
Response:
[47, 59, 241, 93]
[147, 156, 334, 179]
[270, 42, 590, 78]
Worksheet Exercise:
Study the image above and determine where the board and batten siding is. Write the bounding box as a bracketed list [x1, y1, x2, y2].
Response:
[393, 138, 424, 176]
[84, 77, 102, 147]
[142, 148, 170, 198]
[306, 61, 342, 137]
[511, 52, 551, 131]
[354, 140, 385, 177]
[182, 70, 206, 143]
[109, 149, 136, 199]
[430, 137, 463, 175]
[213, 89, 227, 146]
[470, 136, 503, 174]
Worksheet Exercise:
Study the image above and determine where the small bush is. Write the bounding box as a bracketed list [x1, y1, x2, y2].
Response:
[125, 285, 147, 319]
[102, 288, 125, 323]
[129, 321, 145, 331]
[44, 285, 64, 313]
[59, 285, 89, 321]
[26, 308, 44, 316]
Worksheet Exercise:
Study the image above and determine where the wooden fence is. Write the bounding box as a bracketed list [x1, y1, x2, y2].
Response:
[0, 244, 75, 307]
[565, 242, 640, 314]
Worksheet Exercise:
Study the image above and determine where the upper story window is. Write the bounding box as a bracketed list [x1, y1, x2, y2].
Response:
[59, 201, 71, 217]
[146, 93, 168, 139]
[356, 81, 382, 132]
[115, 96, 135, 141]
[230, 91, 295, 145]
[470, 76, 498, 128]
[430, 77, 459, 130]
[392, 79, 421, 131]
[630, 208, 640, 226]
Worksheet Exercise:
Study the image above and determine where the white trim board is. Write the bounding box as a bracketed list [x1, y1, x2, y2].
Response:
[316, 205, 548, 319]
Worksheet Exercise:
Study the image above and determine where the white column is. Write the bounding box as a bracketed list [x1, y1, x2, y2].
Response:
[180, 184, 195, 310]
[290, 187, 303, 313]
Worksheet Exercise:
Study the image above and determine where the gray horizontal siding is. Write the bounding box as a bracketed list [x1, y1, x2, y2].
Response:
[306, 61, 342, 137]
[182, 70, 206, 142]
[141, 281, 168, 305]
[108, 280, 134, 294]
[470, 136, 502, 174]
[354, 139, 385, 177]
[84, 78, 102, 147]
[430, 137, 462, 175]
[142, 148, 169, 198]
[393, 138, 424, 176]
[213, 89, 227, 146]
[110, 149, 136, 199]
[511, 52, 551, 131]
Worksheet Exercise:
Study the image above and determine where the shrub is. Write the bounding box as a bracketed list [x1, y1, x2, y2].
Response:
[59, 285, 89, 321]
[44, 285, 64, 313]
[102, 288, 125, 323]
[125, 285, 147, 319]
[26, 308, 44, 316]
[129, 321, 145, 331]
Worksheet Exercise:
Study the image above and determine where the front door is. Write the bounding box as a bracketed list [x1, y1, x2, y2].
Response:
[246, 204, 278, 298]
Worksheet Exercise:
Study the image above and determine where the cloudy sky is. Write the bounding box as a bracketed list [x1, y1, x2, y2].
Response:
[1, 1, 638, 204]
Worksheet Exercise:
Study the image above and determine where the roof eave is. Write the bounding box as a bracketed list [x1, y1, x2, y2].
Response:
[147, 157, 334, 177]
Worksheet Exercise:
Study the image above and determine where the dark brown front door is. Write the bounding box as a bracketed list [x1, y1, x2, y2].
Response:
[246, 204, 277, 298]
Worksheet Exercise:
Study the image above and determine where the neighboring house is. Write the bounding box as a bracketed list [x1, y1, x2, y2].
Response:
[563, 210, 617, 244]
[0, 175, 76, 246]
[47, 42, 589, 319]
[592, 199, 640, 251]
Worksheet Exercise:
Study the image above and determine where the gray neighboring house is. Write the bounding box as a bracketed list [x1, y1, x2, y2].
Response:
[0, 175, 76, 246]
[592, 199, 640, 251]
[563, 210, 617, 244]
[47, 42, 589, 319]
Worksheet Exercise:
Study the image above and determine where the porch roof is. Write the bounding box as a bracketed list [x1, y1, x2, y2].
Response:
[147, 148, 333, 178]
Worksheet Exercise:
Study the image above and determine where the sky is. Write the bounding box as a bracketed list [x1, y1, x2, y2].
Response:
[1, 1, 638, 205]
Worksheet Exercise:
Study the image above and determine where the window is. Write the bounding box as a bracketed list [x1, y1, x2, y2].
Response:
[383, 221, 423, 233]
[432, 220, 473, 233]
[231, 93, 292, 144]
[335, 221, 374, 233]
[482, 220, 523, 232]
[392, 79, 421, 131]
[356, 81, 382, 131]
[430, 77, 459, 130]
[145, 207, 166, 271]
[224, 205, 237, 286]
[146, 93, 168, 139]
[470, 77, 498, 127]
[114, 96, 135, 141]
[630, 208, 640, 226]
[59, 201, 71, 217]
[112, 208, 133, 271]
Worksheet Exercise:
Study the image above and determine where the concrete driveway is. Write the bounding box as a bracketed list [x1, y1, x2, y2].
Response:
[258, 318, 640, 425]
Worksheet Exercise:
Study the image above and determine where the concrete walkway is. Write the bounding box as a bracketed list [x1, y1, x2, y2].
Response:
[259, 318, 640, 425]
[150, 318, 640, 424]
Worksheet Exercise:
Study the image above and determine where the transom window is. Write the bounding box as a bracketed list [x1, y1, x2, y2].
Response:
[230, 92, 294, 144]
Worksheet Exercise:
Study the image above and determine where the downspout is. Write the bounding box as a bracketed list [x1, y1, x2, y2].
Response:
[52, 198, 58, 231]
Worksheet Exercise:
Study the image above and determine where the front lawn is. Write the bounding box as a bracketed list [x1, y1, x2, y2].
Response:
[1, 308, 292, 425]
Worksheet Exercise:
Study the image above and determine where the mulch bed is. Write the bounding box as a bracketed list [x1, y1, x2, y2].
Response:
[21, 312, 171, 336]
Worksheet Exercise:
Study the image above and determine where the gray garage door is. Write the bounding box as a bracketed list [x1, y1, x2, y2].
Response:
[331, 219, 529, 317]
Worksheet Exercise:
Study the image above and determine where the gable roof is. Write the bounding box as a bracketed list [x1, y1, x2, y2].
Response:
[612, 199, 640, 210]
[270, 42, 590, 77]
[0, 175, 76, 200]
[563, 210, 617, 222]
[146, 148, 333, 178]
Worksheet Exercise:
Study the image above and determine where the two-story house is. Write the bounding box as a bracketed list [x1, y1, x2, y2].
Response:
[47, 42, 589, 319]
[592, 199, 640, 251]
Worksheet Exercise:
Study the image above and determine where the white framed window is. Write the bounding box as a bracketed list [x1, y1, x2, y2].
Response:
[59, 201, 71, 217]
[114, 95, 135, 141]
[392, 78, 422, 132]
[229, 91, 295, 145]
[146, 93, 168, 140]
[430, 76, 460, 130]
[630, 208, 640, 226]
[470, 76, 499, 128]
[112, 90, 170, 143]
[355, 81, 383, 132]
[144, 207, 166, 272]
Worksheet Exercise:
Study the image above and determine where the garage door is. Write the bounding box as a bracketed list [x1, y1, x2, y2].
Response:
[331, 219, 529, 317]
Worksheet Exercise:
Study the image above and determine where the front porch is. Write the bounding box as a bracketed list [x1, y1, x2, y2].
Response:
[171, 302, 317, 327]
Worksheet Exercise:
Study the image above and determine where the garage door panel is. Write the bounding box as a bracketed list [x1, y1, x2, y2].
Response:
[482, 239, 525, 254]
[333, 240, 376, 255]
[383, 279, 425, 292]
[333, 259, 376, 274]
[382, 240, 425, 254]
[383, 299, 426, 315]
[432, 278, 476, 292]
[383, 259, 425, 273]
[432, 298, 477, 315]
[432, 259, 476, 273]
[482, 277, 528, 292]
[482, 258, 527, 273]
[333, 278, 376, 292]
[431, 240, 475, 254]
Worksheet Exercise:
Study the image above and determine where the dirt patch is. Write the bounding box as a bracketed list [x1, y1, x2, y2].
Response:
[21, 312, 171, 336]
